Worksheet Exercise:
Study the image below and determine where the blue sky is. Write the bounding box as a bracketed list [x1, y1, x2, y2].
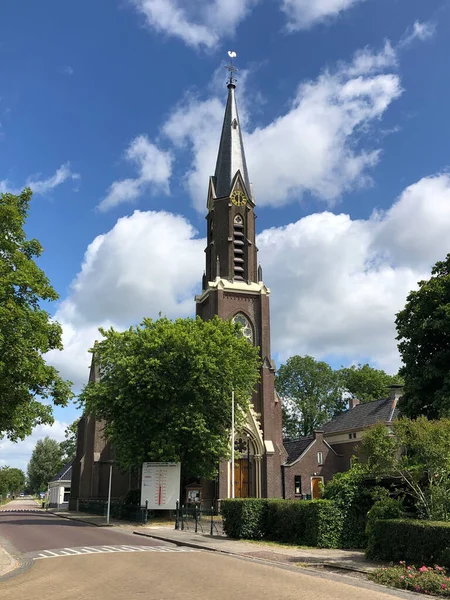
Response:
[1, 0, 450, 470]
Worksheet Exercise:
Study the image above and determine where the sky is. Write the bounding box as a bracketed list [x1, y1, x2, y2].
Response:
[1, 0, 450, 472]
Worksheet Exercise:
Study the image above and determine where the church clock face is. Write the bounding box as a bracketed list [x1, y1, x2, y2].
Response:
[231, 190, 247, 207]
[232, 313, 254, 344]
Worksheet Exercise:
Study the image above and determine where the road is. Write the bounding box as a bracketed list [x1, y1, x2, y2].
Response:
[0, 499, 405, 600]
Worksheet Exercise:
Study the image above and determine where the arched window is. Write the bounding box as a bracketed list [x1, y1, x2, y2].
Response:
[232, 313, 254, 344]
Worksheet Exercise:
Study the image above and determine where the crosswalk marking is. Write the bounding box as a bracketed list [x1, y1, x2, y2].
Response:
[32, 545, 198, 560]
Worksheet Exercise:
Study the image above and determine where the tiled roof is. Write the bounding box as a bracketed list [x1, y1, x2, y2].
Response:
[283, 436, 314, 465]
[323, 397, 399, 434]
[50, 460, 73, 483]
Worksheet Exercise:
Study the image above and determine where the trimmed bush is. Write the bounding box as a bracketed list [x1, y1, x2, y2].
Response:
[367, 519, 450, 567]
[221, 499, 268, 539]
[222, 498, 343, 548]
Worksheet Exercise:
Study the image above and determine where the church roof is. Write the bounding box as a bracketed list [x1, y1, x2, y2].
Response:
[323, 396, 399, 434]
[214, 83, 252, 199]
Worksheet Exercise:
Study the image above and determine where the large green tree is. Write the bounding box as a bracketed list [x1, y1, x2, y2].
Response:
[60, 418, 80, 463]
[396, 254, 450, 419]
[339, 363, 403, 404]
[0, 466, 26, 497]
[276, 355, 346, 439]
[27, 436, 64, 493]
[358, 417, 450, 520]
[0, 189, 73, 440]
[79, 316, 260, 478]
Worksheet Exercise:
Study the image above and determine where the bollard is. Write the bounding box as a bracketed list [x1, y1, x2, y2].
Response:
[175, 500, 179, 530]
[181, 505, 184, 531]
[143, 500, 148, 525]
[194, 505, 198, 533]
[210, 505, 214, 536]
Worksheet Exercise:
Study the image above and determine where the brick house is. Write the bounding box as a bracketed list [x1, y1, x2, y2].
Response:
[282, 385, 402, 499]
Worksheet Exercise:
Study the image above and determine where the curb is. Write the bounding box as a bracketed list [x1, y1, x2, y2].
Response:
[0, 536, 33, 582]
[46, 511, 111, 528]
[133, 530, 225, 553]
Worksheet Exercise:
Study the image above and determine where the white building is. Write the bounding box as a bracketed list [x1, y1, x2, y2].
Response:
[48, 461, 73, 510]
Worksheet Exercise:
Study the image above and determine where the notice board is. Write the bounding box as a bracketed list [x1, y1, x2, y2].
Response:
[140, 462, 181, 510]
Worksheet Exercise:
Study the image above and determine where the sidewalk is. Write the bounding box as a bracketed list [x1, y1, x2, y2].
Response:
[49, 509, 382, 574]
[0, 544, 18, 578]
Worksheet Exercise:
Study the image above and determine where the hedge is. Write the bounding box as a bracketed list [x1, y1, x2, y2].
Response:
[221, 498, 343, 548]
[367, 519, 450, 567]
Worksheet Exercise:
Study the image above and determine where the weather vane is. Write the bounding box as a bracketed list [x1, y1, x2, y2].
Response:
[226, 51, 238, 85]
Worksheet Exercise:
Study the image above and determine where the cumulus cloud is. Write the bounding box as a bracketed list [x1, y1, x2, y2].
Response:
[0, 420, 68, 472]
[163, 43, 402, 212]
[97, 135, 173, 212]
[129, 0, 256, 49]
[400, 20, 436, 48]
[281, 0, 368, 31]
[47, 173, 450, 389]
[47, 210, 204, 387]
[0, 162, 80, 196]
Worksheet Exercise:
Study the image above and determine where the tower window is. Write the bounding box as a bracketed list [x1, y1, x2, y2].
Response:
[233, 214, 245, 280]
[232, 313, 254, 344]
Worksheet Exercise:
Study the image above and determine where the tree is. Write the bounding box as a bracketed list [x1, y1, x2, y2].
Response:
[358, 417, 450, 520]
[60, 419, 80, 463]
[339, 364, 403, 404]
[79, 316, 260, 479]
[276, 355, 346, 439]
[27, 436, 64, 493]
[396, 254, 450, 419]
[0, 467, 25, 497]
[0, 189, 73, 441]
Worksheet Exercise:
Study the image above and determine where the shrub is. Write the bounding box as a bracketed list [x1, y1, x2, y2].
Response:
[365, 493, 404, 538]
[222, 498, 343, 548]
[367, 519, 450, 567]
[322, 465, 374, 548]
[369, 564, 450, 597]
[222, 499, 268, 539]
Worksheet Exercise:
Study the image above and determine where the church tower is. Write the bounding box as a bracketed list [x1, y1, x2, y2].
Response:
[195, 64, 284, 500]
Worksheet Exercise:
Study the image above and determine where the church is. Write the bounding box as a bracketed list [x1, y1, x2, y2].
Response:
[69, 67, 286, 509]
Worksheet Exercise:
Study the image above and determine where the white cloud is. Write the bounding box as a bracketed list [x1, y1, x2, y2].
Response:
[163, 44, 402, 212]
[47, 210, 204, 387]
[0, 420, 68, 472]
[130, 0, 256, 49]
[259, 174, 450, 372]
[48, 173, 450, 390]
[400, 20, 436, 48]
[97, 135, 173, 212]
[0, 162, 79, 196]
[281, 0, 368, 31]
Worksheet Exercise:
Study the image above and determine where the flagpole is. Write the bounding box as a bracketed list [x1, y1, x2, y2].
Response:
[231, 389, 235, 499]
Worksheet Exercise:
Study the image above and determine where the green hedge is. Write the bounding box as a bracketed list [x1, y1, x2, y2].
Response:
[367, 519, 450, 567]
[222, 498, 343, 548]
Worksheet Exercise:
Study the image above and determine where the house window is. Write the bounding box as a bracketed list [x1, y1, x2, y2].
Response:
[317, 452, 323, 465]
[353, 433, 357, 439]
[348, 433, 352, 439]
[63, 487, 71, 503]
[294, 476, 301, 496]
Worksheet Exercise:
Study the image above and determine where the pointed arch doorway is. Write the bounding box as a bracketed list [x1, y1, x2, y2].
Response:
[232, 434, 254, 498]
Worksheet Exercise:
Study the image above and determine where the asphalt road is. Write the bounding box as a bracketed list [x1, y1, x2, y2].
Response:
[0, 498, 168, 553]
[0, 499, 407, 600]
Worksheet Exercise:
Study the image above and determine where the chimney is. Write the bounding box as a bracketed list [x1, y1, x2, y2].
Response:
[349, 397, 361, 410]
[313, 430, 324, 441]
[388, 384, 403, 421]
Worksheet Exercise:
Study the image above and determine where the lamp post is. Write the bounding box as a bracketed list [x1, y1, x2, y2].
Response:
[231, 389, 235, 499]
[246, 433, 251, 498]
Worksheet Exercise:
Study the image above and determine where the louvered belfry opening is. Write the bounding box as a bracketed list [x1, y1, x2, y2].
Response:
[233, 214, 245, 280]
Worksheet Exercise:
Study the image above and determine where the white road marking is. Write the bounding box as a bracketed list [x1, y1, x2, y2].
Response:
[31, 545, 198, 560]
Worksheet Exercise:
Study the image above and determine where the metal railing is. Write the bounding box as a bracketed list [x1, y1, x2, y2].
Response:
[174, 502, 224, 536]
[78, 498, 149, 524]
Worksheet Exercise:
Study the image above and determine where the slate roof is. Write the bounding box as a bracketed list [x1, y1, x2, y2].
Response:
[323, 397, 399, 434]
[50, 460, 73, 483]
[283, 436, 314, 465]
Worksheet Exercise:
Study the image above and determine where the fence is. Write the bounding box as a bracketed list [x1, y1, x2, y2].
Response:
[78, 498, 149, 524]
[174, 502, 224, 536]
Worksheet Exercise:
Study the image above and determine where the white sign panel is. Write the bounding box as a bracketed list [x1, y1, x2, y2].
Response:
[140, 462, 181, 510]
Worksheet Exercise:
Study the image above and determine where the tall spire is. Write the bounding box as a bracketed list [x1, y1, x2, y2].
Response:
[213, 54, 251, 200]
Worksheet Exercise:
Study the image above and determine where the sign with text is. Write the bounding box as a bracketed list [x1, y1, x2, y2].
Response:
[140, 462, 181, 510]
